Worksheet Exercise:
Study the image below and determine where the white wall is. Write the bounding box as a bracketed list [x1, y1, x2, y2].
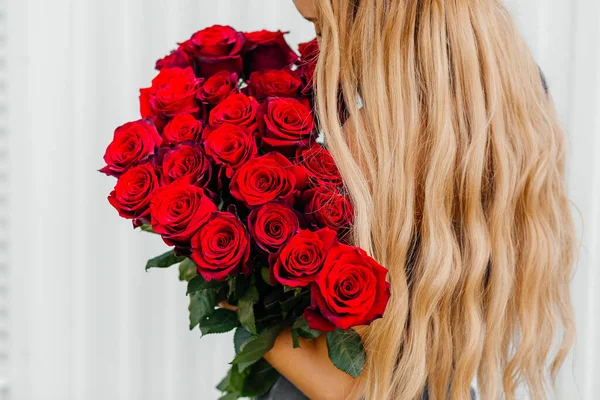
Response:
[4, 1, 598, 399]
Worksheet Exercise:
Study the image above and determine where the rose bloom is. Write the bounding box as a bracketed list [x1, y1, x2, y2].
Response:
[303, 242, 391, 331]
[150, 181, 218, 247]
[183, 25, 245, 78]
[258, 97, 314, 151]
[246, 69, 302, 102]
[190, 211, 251, 281]
[248, 203, 300, 253]
[230, 152, 307, 208]
[100, 119, 162, 177]
[140, 67, 203, 128]
[108, 163, 160, 227]
[208, 93, 259, 132]
[162, 114, 203, 146]
[160, 144, 212, 187]
[243, 30, 298, 75]
[197, 70, 239, 105]
[155, 47, 192, 70]
[303, 186, 354, 234]
[296, 143, 343, 186]
[271, 228, 336, 288]
[202, 124, 257, 178]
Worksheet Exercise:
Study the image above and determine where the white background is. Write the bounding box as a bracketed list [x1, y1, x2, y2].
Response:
[3, 0, 599, 399]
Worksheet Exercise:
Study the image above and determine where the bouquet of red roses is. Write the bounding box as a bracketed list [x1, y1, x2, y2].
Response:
[101, 25, 390, 399]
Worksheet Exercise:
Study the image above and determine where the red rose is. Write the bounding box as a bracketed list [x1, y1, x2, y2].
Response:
[246, 69, 302, 102]
[297, 38, 319, 94]
[161, 114, 203, 146]
[100, 119, 162, 177]
[139, 67, 202, 125]
[160, 144, 212, 187]
[155, 47, 192, 70]
[202, 124, 257, 178]
[191, 211, 251, 281]
[296, 143, 343, 186]
[299, 38, 319, 61]
[230, 152, 307, 208]
[272, 228, 336, 288]
[198, 70, 239, 105]
[208, 93, 259, 131]
[108, 163, 160, 227]
[162, 114, 203, 146]
[303, 243, 391, 331]
[150, 181, 218, 247]
[248, 203, 300, 253]
[303, 186, 354, 234]
[183, 25, 245, 78]
[243, 30, 298, 74]
[258, 97, 314, 151]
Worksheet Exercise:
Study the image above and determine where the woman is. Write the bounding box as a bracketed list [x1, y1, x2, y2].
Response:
[259, 0, 576, 399]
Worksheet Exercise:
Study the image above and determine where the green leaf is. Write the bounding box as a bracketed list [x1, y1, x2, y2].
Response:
[178, 258, 197, 282]
[145, 250, 185, 271]
[139, 224, 157, 234]
[187, 274, 224, 295]
[279, 295, 303, 315]
[238, 286, 259, 334]
[189, 289, 217, 330]
[199, 309, 239, 336]
[292, 317, 322, 339]
[216, 372, 231, 392]
[241, 358, 281, 397]
[291, 328, 300, 348]
[231, 324, 284, 369]
[326, 329, 366, 378]
[260, 267, 275, 286]
[234, 327, 253, 354]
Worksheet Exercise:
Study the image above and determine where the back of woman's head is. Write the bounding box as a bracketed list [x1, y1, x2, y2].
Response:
[313, 0, 576, 399]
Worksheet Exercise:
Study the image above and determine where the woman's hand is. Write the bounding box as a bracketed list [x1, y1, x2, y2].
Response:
[263, 329, 359, 400]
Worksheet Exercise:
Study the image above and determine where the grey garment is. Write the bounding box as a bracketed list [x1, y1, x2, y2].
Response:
[256, 376, 477, 400]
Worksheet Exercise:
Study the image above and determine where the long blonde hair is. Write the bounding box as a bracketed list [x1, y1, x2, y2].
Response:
[313, 0, 576, 399]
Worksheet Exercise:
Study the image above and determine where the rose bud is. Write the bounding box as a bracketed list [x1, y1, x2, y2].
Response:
[258, 97, 314, 153]
[160, 144, 212, 187]
[197, 70, 239, 105]
[242, 30, 298, 75]
[208, 93, 259, 131]
[296, 143, 343, 187]
[108, 163, 160, 227]
[246, 69, 302, 102]
[202, 124, 257, 178]
[191, 211, 251, 281]
[150, 181, 218, 247]
[297, 38, 319, 94]
[139, 67, 203, 128]
[303, 242, 391, 332]
[303, 186, 354, 234]
[299, 38, 319, 61]
[155, 47, 192, 70]
[162, 114, 203, 146]
[271, 228, 336, 288]
[230, 152, 307, 208]
[100, 119, 162, 177]
[248, 203, 300, 253]
[182, 25, 245, 78]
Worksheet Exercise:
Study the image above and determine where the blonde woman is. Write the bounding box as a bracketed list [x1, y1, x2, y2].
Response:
[258, 0, 576, 399]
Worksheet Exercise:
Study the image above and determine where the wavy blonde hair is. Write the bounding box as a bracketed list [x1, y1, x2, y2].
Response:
[313, 0, 576, 399]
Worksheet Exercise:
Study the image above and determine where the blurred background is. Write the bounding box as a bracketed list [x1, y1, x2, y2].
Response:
[2, 0, 599, 399]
